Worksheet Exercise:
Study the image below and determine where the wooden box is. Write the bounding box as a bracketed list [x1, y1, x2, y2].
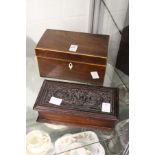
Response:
[35, 29, 109, 85]
[33, 80, 119, 130]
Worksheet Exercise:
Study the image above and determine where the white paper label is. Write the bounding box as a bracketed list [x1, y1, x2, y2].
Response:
[49, 96, 62, 106]
[90, 71, 100, 79]
[102, 103, 111, 113]
[69, 44, 78, 52]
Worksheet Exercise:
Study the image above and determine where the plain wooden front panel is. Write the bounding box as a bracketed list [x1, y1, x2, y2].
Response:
[38, 112, 115, 129]
[37, 57, 106, 85]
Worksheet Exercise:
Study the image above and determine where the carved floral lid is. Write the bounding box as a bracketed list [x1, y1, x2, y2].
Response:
[34, 80, 119, 120]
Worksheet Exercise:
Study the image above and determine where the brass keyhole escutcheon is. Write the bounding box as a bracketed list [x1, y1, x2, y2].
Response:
[69, 62, 73, 70]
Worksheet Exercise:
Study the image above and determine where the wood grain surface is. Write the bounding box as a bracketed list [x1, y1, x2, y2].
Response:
[33, 80, 119, 130]
[37, 57, 106, 85]
[35, 29, 109, 85]
[36, 29, 109, 57]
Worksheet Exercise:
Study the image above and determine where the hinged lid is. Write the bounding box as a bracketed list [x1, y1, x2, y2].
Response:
[35, 29, 109, 60]
[33, 80, 119, 120]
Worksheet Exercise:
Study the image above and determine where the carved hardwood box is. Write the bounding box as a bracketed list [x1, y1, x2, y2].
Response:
[35, 29, 109, 85]
[33, 80, 119, 130]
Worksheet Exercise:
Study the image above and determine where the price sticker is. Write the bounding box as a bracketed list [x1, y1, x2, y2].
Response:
[49, 96, 62, 106]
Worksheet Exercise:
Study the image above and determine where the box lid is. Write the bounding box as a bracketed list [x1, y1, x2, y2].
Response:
[33, 80, 119, 120]
[36, 29, 109, 58]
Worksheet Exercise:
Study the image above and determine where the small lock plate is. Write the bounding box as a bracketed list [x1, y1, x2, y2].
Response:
[69, 62, 73, 70]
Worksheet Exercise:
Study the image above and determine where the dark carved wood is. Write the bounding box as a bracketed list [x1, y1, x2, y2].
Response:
[35, 29, 109, 85]
[33, 80, 119, 130]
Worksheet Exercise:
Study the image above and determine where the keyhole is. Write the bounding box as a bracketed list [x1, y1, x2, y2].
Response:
[69, 62, 73, 70]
